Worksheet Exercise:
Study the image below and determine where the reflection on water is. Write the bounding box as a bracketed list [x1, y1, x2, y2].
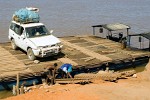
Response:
[119, 63, 147, 73]
[0, 90, 13, 99]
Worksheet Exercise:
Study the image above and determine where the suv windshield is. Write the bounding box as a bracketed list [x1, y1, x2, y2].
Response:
[26, 25, 51, 38]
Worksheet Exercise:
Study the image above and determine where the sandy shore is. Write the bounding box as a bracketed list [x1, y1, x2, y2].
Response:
[4, 78, 150, 100]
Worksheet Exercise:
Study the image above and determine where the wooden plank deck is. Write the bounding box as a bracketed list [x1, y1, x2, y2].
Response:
[0, 46, 32, 79]
[60, 39, 112, 62]
[0, 36, 149, 82]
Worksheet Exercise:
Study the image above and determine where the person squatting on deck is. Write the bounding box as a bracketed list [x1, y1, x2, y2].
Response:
[44, 63, 58, 85]
[58, 63, 73, 78]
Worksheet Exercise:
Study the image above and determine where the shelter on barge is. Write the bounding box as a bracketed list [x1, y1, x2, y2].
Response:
[128, 32, 150, 51]
[92, 23, 130, 42]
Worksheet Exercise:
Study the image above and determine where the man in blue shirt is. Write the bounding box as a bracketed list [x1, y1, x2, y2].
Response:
[59, 63, 73, 78]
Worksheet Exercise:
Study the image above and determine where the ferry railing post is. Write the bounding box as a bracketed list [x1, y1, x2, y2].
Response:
[12, 85, 17, 95]
[105, 63, 109, 72]
[20, 86, 24, 94]
[16, 73, 20, 95]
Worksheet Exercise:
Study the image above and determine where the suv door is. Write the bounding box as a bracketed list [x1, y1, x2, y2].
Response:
[19, 27, 28, 51]
[10, 23, 27, 51]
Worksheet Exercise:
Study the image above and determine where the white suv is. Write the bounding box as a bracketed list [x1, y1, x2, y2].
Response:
[8, 21, 63, 60]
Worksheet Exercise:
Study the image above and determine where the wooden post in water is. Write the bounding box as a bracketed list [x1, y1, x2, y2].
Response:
[20, 86, 24, 94]
[12, 85, 16, 95]
[16, 73, 20, 95]
[105, 63, 109, 72]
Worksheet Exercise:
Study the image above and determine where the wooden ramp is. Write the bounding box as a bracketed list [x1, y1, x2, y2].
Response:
[0, 46, 33, 81]
[0, 36, 149, 82]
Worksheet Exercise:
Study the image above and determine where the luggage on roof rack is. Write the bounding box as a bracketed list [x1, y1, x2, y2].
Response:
[26, 7, 39, 12]
[12, 8, 40, 23]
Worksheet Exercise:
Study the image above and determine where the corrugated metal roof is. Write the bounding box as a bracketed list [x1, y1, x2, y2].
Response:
[103, 23, 130, 31]
[140, 32, 150, 40]
[129, 32, 150, 40]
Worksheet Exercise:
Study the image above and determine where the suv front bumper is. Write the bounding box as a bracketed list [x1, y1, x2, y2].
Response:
[33, 46, 62, 57]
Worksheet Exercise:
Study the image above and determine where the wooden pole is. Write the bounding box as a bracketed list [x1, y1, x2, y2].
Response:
[128, 36, 131, 47]
[16, 73, 20, 95]
[149, 40, 150, 51]
[93, 27, 95, 35]
[105, 63, 109, 72]
[12, 85, 16, 95]
[20, 86, 24, 94]
[127, 28, 129, 37]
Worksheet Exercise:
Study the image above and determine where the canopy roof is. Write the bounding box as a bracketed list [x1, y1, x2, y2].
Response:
[92, 23, 130, 31]
[141, 32, 150, 40]
[129, 32, 150, 40]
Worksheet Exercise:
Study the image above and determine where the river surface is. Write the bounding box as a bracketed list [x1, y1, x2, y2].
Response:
[0, 0, 150, 43]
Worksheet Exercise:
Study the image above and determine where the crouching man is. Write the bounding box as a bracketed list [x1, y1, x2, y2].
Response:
[44, 63, 58, 85]
[58, 63, 73, 78]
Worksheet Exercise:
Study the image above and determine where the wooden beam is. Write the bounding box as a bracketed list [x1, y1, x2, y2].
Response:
[93, 27, 95, 35]
[16, 73, 19, 95]
[149, 40, 150, 51]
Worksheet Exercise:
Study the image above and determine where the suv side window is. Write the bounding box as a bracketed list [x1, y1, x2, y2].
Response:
[10, 23, 24, 36]
[10, 23, 15, 31]
[14, 24, 20, 35]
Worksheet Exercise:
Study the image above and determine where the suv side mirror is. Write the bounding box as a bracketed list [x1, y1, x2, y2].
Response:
[21, 34, 26, 39]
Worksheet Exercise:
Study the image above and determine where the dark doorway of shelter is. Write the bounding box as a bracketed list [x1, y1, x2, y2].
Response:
[107, 32, 123, 42]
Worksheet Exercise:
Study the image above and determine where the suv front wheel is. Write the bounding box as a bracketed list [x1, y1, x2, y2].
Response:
[11, 39, 18, 50]
[27, 48, 36, 60]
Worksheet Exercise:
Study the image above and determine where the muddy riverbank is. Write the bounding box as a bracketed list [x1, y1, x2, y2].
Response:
[2, 60, 150, 100]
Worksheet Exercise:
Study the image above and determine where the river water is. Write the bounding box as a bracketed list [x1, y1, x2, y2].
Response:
[0, 0, 150, 43]
[0, 0, 150, 99]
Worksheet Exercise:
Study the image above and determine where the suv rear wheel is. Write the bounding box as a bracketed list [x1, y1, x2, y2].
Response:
[27, 48, 36, 60]
[11, 39, 18, 50]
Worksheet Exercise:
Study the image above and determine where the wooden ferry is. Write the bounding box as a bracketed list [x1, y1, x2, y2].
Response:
[0, 23, 149, 90]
